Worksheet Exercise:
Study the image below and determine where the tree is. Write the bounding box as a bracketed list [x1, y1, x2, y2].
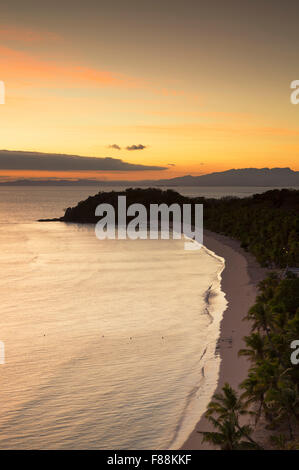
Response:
[198, 384, 262, 450]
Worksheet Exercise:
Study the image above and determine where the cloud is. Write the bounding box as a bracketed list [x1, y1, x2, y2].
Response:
[0, 42, 198, 101]
[167, 163, 176, 167]
[0, 150, 167, 172]
[126, 144, 147, 151]
[0, 26, 61, 43]
[108, 144, 121, 150]
[109, 144, 148, 151]
[0, 45, 143, 90]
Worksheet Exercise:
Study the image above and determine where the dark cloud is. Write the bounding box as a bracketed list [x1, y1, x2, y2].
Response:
[108, 144, 121, 150]
[0, 150, 167, 171]
[109, 144, 148, 151]
[126, 144, 147, 151]
[168, 163, 176, 166]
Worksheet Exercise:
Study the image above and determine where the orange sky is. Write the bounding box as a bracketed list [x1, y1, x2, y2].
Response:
[0, 1, 298, 181]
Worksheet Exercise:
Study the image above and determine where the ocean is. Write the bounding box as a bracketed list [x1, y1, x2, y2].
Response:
[0, 185, 292, 449]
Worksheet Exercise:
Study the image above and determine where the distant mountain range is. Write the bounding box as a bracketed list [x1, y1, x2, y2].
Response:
[153, 167, 299, 187]
[1, 167, 299, 187]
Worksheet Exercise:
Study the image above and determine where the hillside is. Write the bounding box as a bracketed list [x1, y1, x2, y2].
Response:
[42, 188, 299, 268]
[3, 167, 299, 187]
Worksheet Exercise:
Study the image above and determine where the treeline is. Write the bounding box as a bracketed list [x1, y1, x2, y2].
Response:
[200, 272, 299, 450]
[60, 187, 299, 268]
[201, 189, 298, 268]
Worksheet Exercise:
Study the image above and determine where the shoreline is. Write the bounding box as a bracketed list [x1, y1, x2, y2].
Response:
[181, 229, 267, 450]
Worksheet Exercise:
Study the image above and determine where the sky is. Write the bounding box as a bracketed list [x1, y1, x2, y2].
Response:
[0, 0, 299, 181]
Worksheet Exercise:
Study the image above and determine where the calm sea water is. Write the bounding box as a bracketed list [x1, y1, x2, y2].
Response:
[0, 185, 281, 449]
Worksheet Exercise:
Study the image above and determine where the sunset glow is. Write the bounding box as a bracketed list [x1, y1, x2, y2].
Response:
[0, 1, 298, 181]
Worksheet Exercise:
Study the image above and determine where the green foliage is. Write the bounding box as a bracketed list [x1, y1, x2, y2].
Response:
[202, 189, 299, 267]
[202, 274, 299, 449]
[270, 434, 299, 450]
[240, 274, 299, 442]
[198, 383, 261, 450]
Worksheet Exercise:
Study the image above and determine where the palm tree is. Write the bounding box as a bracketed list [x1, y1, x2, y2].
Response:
[239, 332, 266, 363]
[245, 303, 273, 337]
[266, 377, 299, 439]
[199, 417, 259, 450]
[240, 364, 273, 424]
[198, 383, 262, 450]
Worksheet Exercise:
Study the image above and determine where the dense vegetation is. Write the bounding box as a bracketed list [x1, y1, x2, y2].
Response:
[200, 272, 299, 450]
[198, 383, 261, 450]
[59, 187, 299, 268]
[201, 189, 298, 268]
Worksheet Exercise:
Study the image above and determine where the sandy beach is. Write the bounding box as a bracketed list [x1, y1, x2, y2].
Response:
[181, 229, 267, 450]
